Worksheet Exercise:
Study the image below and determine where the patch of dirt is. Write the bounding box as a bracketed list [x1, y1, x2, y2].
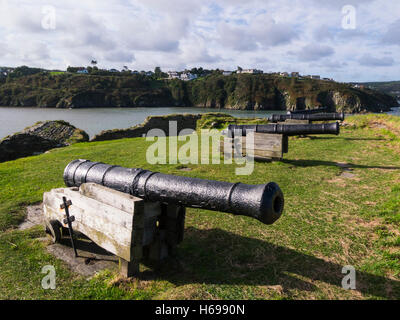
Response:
[370, 122, 388, 129]
[18, 204, 44, 230]
[340, 171, 357, 179]
[47, 239, 119, 278]
[19, 203, 119, 278]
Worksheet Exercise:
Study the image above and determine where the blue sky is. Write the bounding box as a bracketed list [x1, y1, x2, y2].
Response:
[0, 0, 399, 82]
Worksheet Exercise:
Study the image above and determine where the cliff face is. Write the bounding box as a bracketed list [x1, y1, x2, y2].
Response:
[186, 75, 398, 113]
[0, 73, 397, 113]
[0, 121, 89, 162]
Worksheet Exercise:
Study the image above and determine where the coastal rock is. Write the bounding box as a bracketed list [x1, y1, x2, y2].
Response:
[92, 113, 202, 141]
[0, 120, 89, 162]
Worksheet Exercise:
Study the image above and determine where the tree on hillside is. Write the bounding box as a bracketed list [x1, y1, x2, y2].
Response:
[154, 66, 162, 77]
[91, 60, 97, 67]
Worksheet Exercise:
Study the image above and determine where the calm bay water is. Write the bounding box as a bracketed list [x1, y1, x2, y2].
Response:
[388, 106, 400, 116]
[0, 107, 287, 139]
[1, 106, 399, 140]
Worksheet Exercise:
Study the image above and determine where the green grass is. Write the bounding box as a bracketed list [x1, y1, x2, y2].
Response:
[0, 114, 399, 299]
[49, 72, 65, 76]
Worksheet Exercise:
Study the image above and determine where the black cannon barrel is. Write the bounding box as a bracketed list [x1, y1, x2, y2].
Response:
[287, 107, 329, 115]
[227, 122, 340, 137]
[63, 160, 284, 225]
[268, 112, 345, 123]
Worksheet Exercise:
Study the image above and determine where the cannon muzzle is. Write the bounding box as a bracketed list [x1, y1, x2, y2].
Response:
[268, 112, 345, 123]
[63, 160, 284, 225]
[227, 122, 340, 137]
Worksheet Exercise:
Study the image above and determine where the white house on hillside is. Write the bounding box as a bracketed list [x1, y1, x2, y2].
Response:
[223, 71, 233, 76]
[167, 71, 179, 79]
[238, 69, 263, 74]
[180, 72, 197, 81]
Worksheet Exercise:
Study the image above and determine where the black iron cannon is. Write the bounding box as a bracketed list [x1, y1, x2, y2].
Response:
[227, 122, 340, 137]
[287, 107, 329, 115]
[268, 112, 345, 123]
[63, 160, 284, 225]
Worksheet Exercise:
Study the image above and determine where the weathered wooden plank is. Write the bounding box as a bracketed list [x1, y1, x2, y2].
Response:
[53, 188, 134, 232]
[119, 258, 139, 277]
[246, 148, 282, 159]
[80, 183, 141, 213]
[43, 193, 132, 248]
[43, 188, 138, 261]
[43, 185, 180, 270]
[44, 204, 132, 260]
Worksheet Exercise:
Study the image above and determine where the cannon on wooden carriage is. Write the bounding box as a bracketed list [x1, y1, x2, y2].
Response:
[268, 112, 345, 123]
[222, 122, 341, 162]
[226, 122, 340, 137]
[43, 160, 285, 277]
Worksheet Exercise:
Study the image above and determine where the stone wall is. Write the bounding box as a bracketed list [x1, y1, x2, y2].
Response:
[91, 113, 202, 142]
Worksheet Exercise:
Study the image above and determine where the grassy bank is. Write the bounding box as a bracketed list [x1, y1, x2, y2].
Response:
[0, 114, 399, 299]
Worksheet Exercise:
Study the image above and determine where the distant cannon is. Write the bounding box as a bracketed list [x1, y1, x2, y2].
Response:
[287, 107, 330, 115]
[63, 159, 284, 225]
[268, 112, 345, 123]
[222, 122, 341, 162]
[227, 122, 340, 137]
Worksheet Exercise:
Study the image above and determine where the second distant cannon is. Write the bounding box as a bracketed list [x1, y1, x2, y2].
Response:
[268, 112, 345, 123]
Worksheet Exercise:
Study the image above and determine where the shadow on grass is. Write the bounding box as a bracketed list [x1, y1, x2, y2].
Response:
[145, 228, 399, 299]
[281, 159, 400, 170]
[307, 136, 388, 141]
[57, 227, 399, 298]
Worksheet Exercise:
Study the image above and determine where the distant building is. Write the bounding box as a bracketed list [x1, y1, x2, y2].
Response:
[0, 67, 14, 76]
[77, 69, 89, 74]
[238, 69, 263, 74]
[109, 69, 119, 73]
[291, 72, 300, 77]
[145, 71, 154, 76]
[167, 71, 180, 79]
[222, 71, 233, 76]
[323, 77, 334, 81]
[279, 72, 289, 77]
[311, 75, 320, 80]
[180, 72, 197, 81]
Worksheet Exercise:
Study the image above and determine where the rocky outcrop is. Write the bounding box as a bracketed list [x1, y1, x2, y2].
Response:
[92, 114, 202, 142]
[0, 73, 398, 112]
[0, 121, 89, 162]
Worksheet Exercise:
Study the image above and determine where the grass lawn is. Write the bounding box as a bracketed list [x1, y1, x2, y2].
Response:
[0, 114, 399, 299]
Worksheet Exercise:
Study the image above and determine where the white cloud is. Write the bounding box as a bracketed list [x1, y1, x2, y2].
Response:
[0, 0, 399, 81]
[359, 54, 395, 67]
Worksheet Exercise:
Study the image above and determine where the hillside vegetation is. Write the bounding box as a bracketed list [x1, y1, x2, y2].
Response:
[0, 71, 397, 113]
[0, 114, 399, 299]
[360, 81, 400, 98]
